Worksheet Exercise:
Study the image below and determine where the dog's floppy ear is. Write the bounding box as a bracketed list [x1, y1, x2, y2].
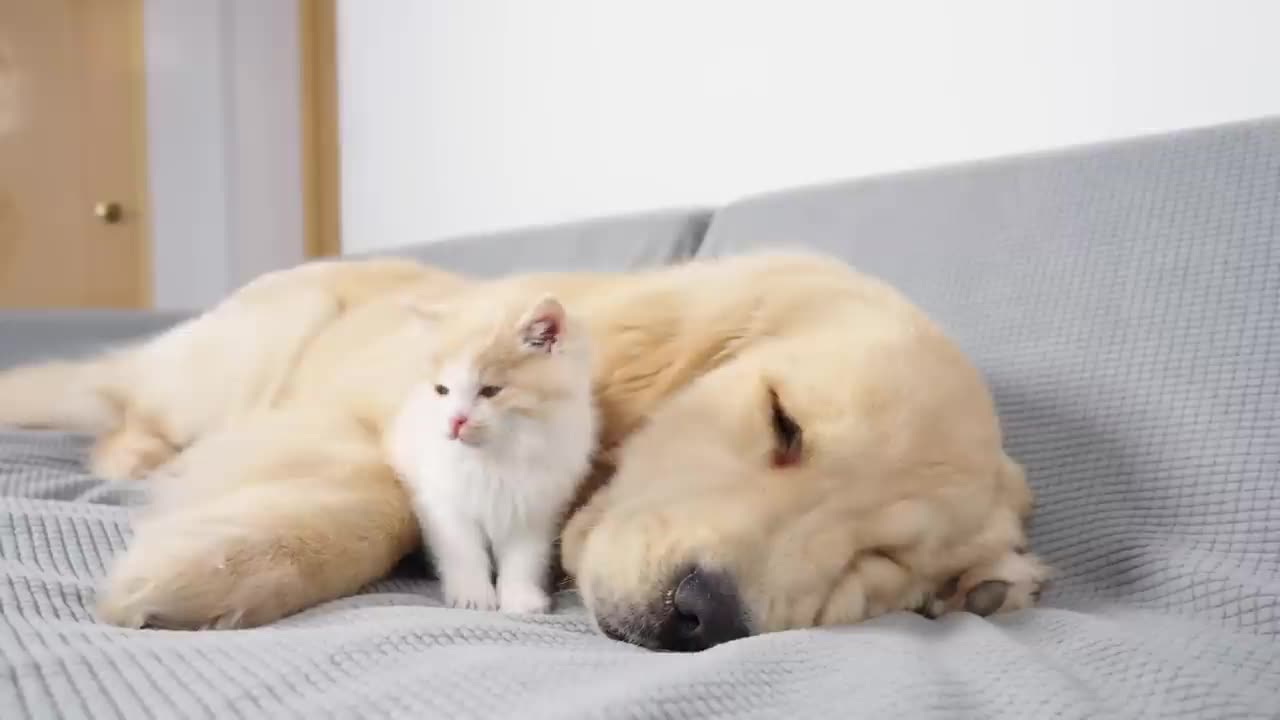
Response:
[517, 295, 565, 352]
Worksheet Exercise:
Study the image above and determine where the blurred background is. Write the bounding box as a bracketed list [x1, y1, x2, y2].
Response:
[2, 0, 1278, 310]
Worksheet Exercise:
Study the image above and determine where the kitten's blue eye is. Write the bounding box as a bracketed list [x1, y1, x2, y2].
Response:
[478, 385, 502, 399]
[434, 384, 449, 396]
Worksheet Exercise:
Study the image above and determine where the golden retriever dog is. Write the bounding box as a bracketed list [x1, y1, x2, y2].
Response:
[0, 251, 1047, 649]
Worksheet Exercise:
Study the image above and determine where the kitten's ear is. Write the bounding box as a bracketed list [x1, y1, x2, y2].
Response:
[517, 295, 565, 352]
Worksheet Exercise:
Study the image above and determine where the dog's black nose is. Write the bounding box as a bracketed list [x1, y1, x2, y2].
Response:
[657, 566, 750, 651]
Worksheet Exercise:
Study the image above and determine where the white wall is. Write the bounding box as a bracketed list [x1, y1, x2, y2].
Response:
[337, 0, 1280, 252]
[143, 0, 306, 310]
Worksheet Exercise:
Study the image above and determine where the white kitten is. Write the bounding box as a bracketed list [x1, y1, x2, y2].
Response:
[386, 291, 596, 614]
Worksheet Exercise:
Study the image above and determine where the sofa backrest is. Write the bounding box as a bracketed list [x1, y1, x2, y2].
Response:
[353, 207, 711, 276]
[698, 117, 1280, 622]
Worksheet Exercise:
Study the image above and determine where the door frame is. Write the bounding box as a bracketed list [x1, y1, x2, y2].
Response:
[123, 0, 154, 307]
[300, 0, 343, 260]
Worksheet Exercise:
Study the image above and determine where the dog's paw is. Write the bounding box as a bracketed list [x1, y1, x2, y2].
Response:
[90, 427, 176, 481]
[939, 548, 1050, 617]
[96, 520, 300, 630]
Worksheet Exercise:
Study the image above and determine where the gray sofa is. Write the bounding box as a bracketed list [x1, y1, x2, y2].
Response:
[2, 116, 1277, 719]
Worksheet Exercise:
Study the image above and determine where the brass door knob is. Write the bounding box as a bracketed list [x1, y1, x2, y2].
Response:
[94, 201, 123, 224]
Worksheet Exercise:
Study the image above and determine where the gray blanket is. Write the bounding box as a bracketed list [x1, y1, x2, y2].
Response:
[1, 428, 1275, 720]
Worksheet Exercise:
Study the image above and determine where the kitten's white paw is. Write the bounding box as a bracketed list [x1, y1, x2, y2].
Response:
[444, 576, 498, 611]
[499, 582, 551, 614]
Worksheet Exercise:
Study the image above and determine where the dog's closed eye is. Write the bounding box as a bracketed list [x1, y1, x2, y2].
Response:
[768, 388, 803, 467]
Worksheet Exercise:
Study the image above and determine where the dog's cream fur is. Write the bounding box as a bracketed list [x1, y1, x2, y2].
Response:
[0, 251, 1046, 638]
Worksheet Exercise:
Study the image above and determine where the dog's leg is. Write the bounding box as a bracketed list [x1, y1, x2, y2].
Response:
[90, 412, 178, 481]
[97, 467, 416, 630]
[96, 413, 417, 629]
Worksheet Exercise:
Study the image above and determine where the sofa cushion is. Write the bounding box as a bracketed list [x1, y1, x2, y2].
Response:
[354, 207, 711, 275]
[698, 117, 1280, 635]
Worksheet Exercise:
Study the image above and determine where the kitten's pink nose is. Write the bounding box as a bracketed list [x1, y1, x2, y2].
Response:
[448, 414, 469, 439]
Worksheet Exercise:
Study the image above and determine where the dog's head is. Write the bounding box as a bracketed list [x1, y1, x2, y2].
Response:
[561, 321, 1024, 651]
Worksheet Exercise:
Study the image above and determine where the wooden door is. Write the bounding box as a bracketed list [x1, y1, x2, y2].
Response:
[0, 0, 149, 308]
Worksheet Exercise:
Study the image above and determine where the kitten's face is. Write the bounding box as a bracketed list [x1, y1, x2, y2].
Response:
[414, 293, 586, 449]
